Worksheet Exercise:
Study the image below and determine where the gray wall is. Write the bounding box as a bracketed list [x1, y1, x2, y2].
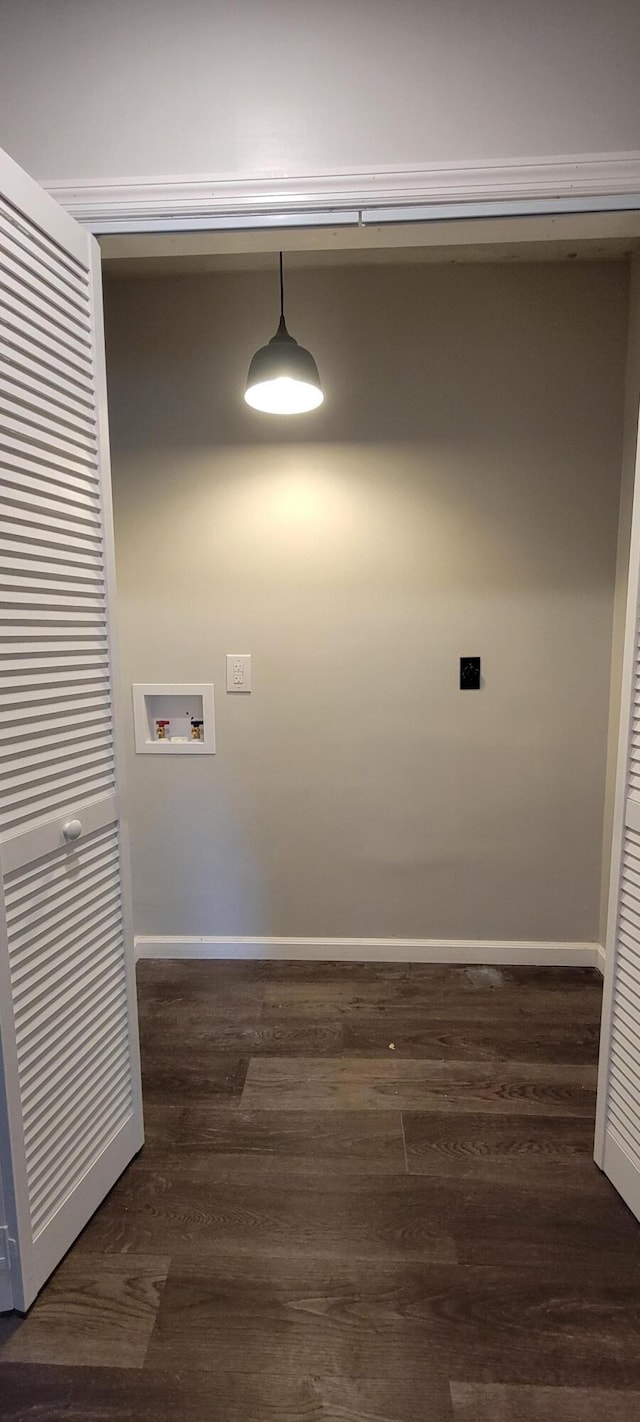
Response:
[1, 0, 640, 182]
[105, 261, 628, 942]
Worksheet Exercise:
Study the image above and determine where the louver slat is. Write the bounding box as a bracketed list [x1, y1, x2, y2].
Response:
[0, 401, 98, 462]
[0, 373, 97, 437]
[0, 277, 92, 360]
[0, 718, 112, 759]
[16, 961, 125, 1079]
[0, 549, 104, 578]
[0, 519, 102, 557]
[0, 326, 92, 404]
[0, 699, 112, 743]
[2, 731, 112, 782]
[0, 197, 89, 290]
[12, 911, 124, 1002]
[0, 343, 95, 415]
[30, 1084, 132, 1239]
[25, 1044, 130, 1188]
[0, 459, 100, 507]
[0, 295, 93, 380]
[0, 243, 92, 331]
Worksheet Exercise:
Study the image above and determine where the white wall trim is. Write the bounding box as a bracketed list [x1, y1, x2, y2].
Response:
[46, 151, 640, 233]
[596, 943, 607, 977]
[135, 935, 603, 967]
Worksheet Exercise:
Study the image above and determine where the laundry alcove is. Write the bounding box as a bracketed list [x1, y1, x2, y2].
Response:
[2, 137, 640, 1310]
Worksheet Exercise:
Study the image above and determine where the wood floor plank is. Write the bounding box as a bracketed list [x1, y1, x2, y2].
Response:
[140, 1051, 249, 1106]
[403, 1112, 598, 1183]
[75, 1165, 456, 1262]
[136, 960, 264, 1021]
[0, 1359, 454, 1421]
[144, 1253, 457, 1387]
[241, 1057, 597, 1114]
[0, 1255, 169, 1369]
[450, 1382, 640, 1420]
[136, 1103, 187, 1151]
[136, 958, 264, 992]
[143, 1253, 640, 1390]
[260, 967, 602, 1025]
[317, 1375, 454, 1421]
[139, 1106, 407, 1175]
[258, 963, 601, 992]
[78, 1150, 638, 1270]
[470, 966, 601, 991]
[444, 1176, 640, 1266]
[342, 1016, 600, 1063]
[251, 962, 596, 983]
[141, 1016, 345, 1056]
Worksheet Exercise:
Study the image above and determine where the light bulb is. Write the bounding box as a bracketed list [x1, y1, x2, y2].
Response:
[244, 376, 324, 415]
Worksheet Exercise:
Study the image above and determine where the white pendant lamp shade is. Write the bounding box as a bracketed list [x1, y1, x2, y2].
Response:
[245, 255, 324, 415]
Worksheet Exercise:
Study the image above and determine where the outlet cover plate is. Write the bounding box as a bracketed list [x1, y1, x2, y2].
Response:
[460, 656, 481, 690]
[226, 654, 252, 693]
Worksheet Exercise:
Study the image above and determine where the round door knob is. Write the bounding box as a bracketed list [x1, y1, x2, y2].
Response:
[62, 818, 83, 843]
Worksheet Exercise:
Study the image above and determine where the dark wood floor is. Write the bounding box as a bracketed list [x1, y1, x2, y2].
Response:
[2, 959, 640, 1420]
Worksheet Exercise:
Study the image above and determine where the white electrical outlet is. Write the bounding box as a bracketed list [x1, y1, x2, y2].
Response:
[226, 653, 252, 693]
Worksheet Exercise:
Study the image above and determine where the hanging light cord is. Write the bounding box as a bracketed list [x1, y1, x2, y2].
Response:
[279, 251, 285, 325]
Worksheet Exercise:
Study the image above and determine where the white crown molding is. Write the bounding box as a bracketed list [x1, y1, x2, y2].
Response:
[46, 151, 640, 232]
[134, 935, 602, 967]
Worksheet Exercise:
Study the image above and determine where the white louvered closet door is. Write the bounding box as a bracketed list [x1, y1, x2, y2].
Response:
[596, 412, 640, 1218]
[0, 146, 143, 1312]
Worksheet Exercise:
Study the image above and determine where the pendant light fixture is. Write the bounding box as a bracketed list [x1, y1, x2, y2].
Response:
[244, 253, 324, 414]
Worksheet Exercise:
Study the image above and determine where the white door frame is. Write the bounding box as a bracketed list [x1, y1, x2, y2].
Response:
[47, 150, 640, 1191]
[50, 150, 640, 961]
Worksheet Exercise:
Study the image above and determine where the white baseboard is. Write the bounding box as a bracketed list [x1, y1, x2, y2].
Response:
[134, 935, 603, 968]
[596, 943, 606, 976]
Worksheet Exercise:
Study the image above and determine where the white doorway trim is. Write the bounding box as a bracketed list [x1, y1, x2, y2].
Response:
[45, 150, 640, 235]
